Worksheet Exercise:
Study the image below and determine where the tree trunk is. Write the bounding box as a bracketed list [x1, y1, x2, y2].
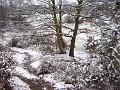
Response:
[51, 0, 66, 54]
[69, 0, 83, 57]
[69, 17, 79, 57]
[56, 32, 66, 54]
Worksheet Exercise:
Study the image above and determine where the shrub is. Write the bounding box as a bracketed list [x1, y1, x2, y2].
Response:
[62, 14, 75, 23]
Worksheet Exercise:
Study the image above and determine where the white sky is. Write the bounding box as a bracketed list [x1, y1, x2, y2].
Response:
[68, 0, 77, 2]
[32, 0, 77, 5]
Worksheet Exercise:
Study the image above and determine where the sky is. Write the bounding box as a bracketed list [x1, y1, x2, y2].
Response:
[68, 0, 77, 2]
[32, 0, 77, 5]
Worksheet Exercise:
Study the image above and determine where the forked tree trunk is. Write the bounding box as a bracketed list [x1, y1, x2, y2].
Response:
[51, 0, 66, 54]
[69, 0, 83, 57]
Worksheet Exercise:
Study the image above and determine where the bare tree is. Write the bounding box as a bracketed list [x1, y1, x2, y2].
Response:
[50, 0, 66, 54]
[69, 0, 83, 57]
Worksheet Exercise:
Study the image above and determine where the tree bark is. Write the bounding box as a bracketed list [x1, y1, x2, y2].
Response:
[51, 0, 66, 54]
[69, 0, 83, 57]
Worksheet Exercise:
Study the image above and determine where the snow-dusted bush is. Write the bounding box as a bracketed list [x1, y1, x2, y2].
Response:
[7, 31, 56, 54]
[0, 21, 6, 28]
[5, 76, 31, 90]
[85, 27, 120, 89]
[0, 44, 6, 51]
[37, 61, 57, 75]
[85, 37, 100, 53]
[10, 14, 26, 23]
[52, 60, 92, 89]
[62, 14, 85, 24]
[62, 14, 75, 23]
[84, 2, 120, 89]
[35, 56, 92, 89]
[85, 17, 120, 90]
[0, 51, 14, 69]
[0, 50, 16, 89]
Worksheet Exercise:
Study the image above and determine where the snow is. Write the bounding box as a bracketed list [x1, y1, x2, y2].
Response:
[0, 32, 13, 46]
[1, 12, 104, 90]
[9, 76, 31, 90]
[11, 47, 41, 60]
[62, 23, 97, 59]
[30, 60, 41, 69]
[75, 33, 89, 59]
[13, 53, 26, 64]
[44, 74, 74, 90]
[12, 66, 39, 80]
[27, 13, 99, 60]
[54, 82, 66, 89]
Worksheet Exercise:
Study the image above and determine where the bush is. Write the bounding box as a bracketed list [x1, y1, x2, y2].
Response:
[62, 14, 75, 23]
[36, 61, 57, 75]
[85, 25, 120, 90]
[0, 50, 15, 88]
[0, 21, 6, 28]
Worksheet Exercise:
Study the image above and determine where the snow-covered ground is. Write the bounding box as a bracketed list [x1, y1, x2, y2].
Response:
[0, 14, 102, 90]
[8, 76, 31, 90]
[10, 47, 74, 90]
[12, 47, 42, 61]
[44, 74, 74, 90]
[16, 15, 101, 89]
